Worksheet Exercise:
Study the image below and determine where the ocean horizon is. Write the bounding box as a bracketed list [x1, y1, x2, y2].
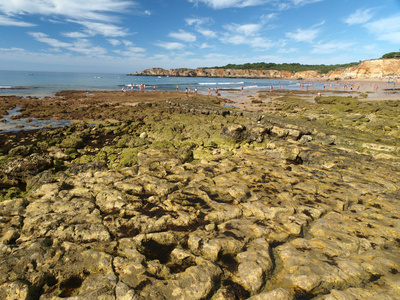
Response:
[0, 70, 337, 97]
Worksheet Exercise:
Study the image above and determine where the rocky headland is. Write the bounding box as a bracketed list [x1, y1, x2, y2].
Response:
[0, 88, 400, 299]
[136, 58, 400, 80]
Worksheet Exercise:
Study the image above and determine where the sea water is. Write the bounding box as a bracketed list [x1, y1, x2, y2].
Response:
[0, 70, 335, 97]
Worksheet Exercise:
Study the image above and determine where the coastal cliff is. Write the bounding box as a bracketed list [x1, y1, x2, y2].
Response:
[138, 58, 400, 80]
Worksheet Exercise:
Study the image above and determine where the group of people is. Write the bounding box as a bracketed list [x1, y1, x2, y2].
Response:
[175, 85, 220, 98]
[182, 85, 198, 97]
[122, 83, 157, 92]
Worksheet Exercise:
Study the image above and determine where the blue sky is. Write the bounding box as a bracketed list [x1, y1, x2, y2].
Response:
[0, 0, 399, 73]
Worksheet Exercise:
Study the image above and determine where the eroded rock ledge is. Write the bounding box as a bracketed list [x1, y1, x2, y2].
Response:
[1, 132, 399, 299]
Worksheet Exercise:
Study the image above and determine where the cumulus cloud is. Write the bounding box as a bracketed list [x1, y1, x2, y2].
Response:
[200, 43, 212, 49]
[197, 28, 217, 38]
[62, 32, 90, 38]
[29, 32, 72, 48]
[311, 41, 354, 54]
[188, 0, 269, 9]
[291, 0, 323, 6]
[344, 8, 374, 25]
[73, 20, 130, 37]
[275, 0, 323, 10]
[168, 30, 197, 42]
[185, 17, 208, 26]
[224, 23, 262, 36]
[122, 40, 133, 46]
[108, 39, 121, 46]
[114, 46, 146, 57]
[0, 0, 135, 22]
[28, 31, 108, 55]
[0, 15, 36, 27]
[364, 14, 400, 43]
[220, 22, 278, 49]
[155, 42, 185, 50]
[286, 28, 320, 43]
[286, 21, 324, 43]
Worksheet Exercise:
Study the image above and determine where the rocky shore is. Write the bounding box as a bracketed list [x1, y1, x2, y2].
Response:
[1, 89, 400, 299]
[135, 58, 400, 80]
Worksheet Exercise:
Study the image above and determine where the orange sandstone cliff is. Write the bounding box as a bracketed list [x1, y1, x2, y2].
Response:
[138, 59, 400, 80]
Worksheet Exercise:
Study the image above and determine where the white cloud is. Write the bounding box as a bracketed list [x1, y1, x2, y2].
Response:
[278, 47, 298, 53]
[275, 0, 323, 10]
[364, 14, 400, 43]
[168, 30, 197, 42]
[28, 32, 108, 55]
[0, 0, 135, 22]
[197, 28, 217, 38]
[186, 17, 217, 39]
[128, 46, 146, 52]
[108, 39, 121, 46]
[0, 47, 27, 52]
[224, 23, 262, 36]
[29, 32, 72, 48]
[286, 21, 324, 43]
[260, 13, 277, 24]
[155, 42, 185, 50]
[291, 0, 323, 6]
[122, 40, 133, 46]
[200, 43, 212, 49]
[188, 0, 269, 9]
[186, 18, 206, 26]
[68, 39, 107, 55]
[220, 20, 279, 49]
[114, 46, 146, 57]
[74, 20, 130, 37]
[311, 41, 354, 54]
[62, 32, 89, 38]
[286, 28, 320, 43]
[106, 39, 133, 47]
[0, 15, 36, 26]
[344, 8, 374, 25]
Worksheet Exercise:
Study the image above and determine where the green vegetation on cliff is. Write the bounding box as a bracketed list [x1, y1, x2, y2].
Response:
[382, 52, 400, 59]
[208, 62, 359, 74]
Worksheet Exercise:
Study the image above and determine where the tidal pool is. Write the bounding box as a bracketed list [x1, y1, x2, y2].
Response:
[0, 106, 71, 133]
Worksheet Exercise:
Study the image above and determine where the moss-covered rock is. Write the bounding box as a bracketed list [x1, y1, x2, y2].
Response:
[60, 135, 84, 149]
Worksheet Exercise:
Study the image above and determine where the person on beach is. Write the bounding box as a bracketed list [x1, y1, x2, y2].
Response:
[176, 85, 179, 92]
[241, 86, 244, 95]
[215, 87, 218, 95]
[194, 88, 197, 96]
[153, 86, 156, 91]
[185, 88, 189, 98]
[188, 85, 191, 93]
[208, 88, 211, 96]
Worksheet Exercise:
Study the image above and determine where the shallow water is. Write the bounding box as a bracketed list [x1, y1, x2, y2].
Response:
[0, 106, 70, 133]
[0, 70, 338, 97]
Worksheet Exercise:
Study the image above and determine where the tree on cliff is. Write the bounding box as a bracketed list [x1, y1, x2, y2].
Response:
[209, 62, 359, 74]
[382, 52, 400, 59]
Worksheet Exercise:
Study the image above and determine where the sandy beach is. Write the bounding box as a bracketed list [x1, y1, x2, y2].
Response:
[213, 78, 400, 112]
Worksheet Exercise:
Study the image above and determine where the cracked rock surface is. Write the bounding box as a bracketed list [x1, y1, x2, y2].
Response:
[1, 91, 400, 299]
[1, 143, 399, 299]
